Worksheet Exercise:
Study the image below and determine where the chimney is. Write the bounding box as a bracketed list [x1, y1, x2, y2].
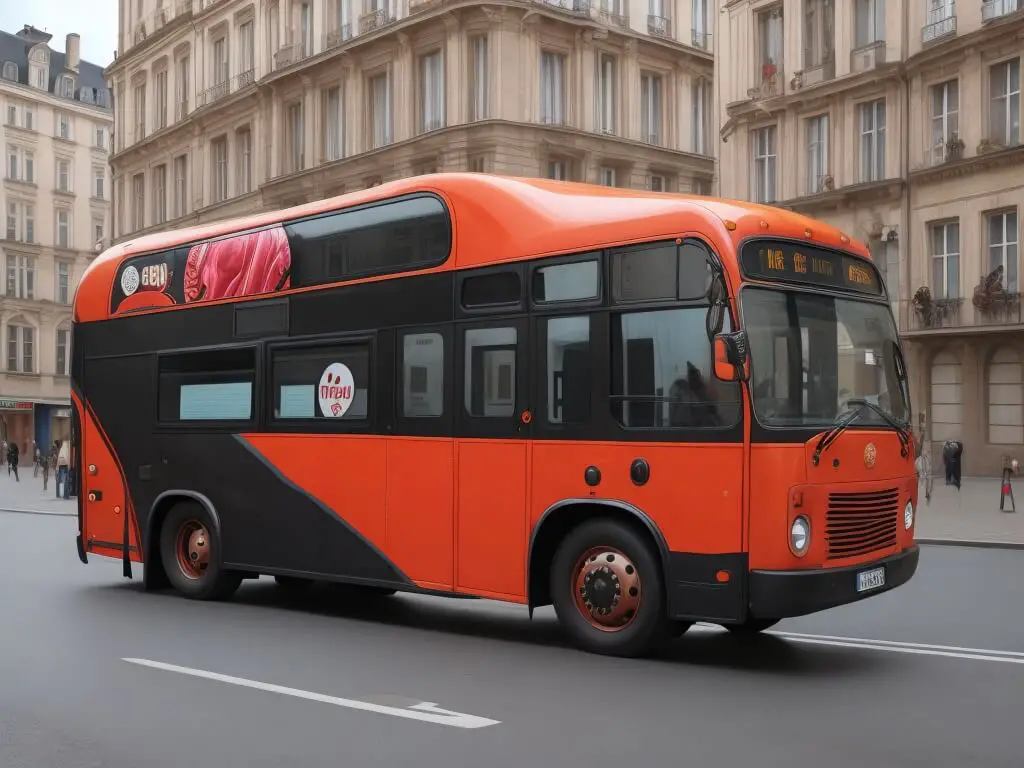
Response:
[66, 33, 81, 71]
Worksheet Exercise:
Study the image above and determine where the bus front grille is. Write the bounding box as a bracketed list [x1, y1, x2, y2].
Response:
[825, 488, 900, 560]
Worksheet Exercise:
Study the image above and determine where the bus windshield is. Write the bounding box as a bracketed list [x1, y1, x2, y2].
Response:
[742, 287, 910, 429]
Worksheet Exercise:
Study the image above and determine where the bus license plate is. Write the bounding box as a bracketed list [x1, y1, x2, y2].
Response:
[856, 567, 886, 593]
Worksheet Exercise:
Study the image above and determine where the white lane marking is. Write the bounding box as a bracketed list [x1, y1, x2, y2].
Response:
[122, 658, 500, 729]
[691, 623, 1024, 665]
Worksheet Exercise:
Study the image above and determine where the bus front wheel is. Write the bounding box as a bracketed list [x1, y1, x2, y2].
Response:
[160, 502, 241, 601]
[550, 519, 669, 657]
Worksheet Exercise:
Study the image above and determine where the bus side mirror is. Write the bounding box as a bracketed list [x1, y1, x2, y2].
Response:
[714, 331, 749, 382]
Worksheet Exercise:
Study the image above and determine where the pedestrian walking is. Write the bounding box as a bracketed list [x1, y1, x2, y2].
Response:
[943, 439, 963, 490]
[33, 442, 40, 477]
[7, 440, 19, 481]
[56, 440, 70, 499]
[41, 442, 53, 491]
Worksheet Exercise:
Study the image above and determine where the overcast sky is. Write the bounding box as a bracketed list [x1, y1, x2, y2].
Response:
[1, 1, 118, 68]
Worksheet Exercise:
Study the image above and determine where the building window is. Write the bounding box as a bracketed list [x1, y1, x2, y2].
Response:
[402, 332, 444, 418]
[752, 125, 777, 203]
[930, 220, 960, 299]
[92, 217, 104, 247]
[175, 55, 190, 119]
[547, 160, 568, 180]
[806, 114, 829, 193]
[239, 20, 255, 76]
[5, 254, 34, 298]
[271, 343, 370, 421]
[212, 37, 229, 86]
[6, 144, 17, 180]
[173, 154, 188, 218]
[545, 316, 591, 424]
[58, 75, 75, 98]
[116, 176, 125, 235]
[803, 0, 835, 69]
[469, 36, 488, 121]
[2, 62, 16, 80]
[211, 136, 228, 202]
[133, 173, 146, 231]
[692, 77, 711, 154]
[56, 158, 72, 192]
[420, 51, 445, 133]
[464, 327, 517, 418]
[758, 7, 784, 89]
[286, 102, 304, 172]
[23, 106, 34, 131]
[650, 174, 666, 192]
[94, 125, 107, 149]
[133, 83, 146, 141]
[57, 262, 71, 304]
[859, 99, 886, 181]
[931, 80, 959, 164]
[5, 104, 15, 125]
[24, 205, 34, 243]
[93, 167, 106, 199]
[237, 127, 252, 193]
[56, 210, 70, 248]
[990, 59, 1020, 147]
[599, 167, 617, 187]
[540, 51, 566, 125]
[56, 327, 70, 376]
[155, 69, 168, 130]
[369, 72, 391, 149]
[5, 147, 34, 183]
[153, 164, 167, 225]
[6, 324, 34, 373]
[640, 72, 662, 145]
[596, 52, 618, 134]
[299, 2, 313, 57]
[24, 151, 33, 183]
[854, 0, 885, 47]
[322, 86, 344, 162]
[5, 203, 15, 240]
[930, 350, 963, 443]
[988, 210, 1019, 292]
[692, 0, 708, 45]
[988, 348, 1024, 444]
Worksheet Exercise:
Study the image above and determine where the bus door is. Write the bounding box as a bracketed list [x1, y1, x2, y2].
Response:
[454, 314, 531, 598]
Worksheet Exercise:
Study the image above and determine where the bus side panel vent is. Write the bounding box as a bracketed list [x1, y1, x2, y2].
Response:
[235, 299, 289, 338]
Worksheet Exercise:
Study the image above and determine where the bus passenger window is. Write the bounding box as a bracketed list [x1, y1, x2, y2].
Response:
[464, 327, 517, 418]
[271, 343, 370, 421]
[402, 333, 444, 418]
[157, 347, 256, 423]
[546, 316, 591, 424]
[533, 259, 600, 303]
[611, 308, 741, 429]
[462, 272, 521, 309]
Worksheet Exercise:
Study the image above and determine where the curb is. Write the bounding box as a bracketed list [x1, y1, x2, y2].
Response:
[0, 507, 76, 518]
[917, 538, 1024, 551]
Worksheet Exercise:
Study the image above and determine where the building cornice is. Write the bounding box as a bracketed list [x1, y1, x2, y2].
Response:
[777, 178, 905, 216]
[905, 13, 1024, 72]
[0, 81, 112, 119]
[909, 144, 1024, 185]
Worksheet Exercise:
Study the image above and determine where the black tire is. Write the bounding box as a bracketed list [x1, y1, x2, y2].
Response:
[725, 618, 779, 634]
[274, 575, 315, 590]
[550, 519, 669, 657]
[160, 502, 241, 601]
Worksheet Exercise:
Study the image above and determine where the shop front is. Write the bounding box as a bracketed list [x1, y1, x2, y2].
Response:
[0, 399, 35, 458]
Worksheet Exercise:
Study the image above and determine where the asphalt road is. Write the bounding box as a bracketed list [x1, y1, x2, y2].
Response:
[2, 512, 1022, 768]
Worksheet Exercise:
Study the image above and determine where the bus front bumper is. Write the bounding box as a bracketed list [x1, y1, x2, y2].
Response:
[748, 545, 920, 620]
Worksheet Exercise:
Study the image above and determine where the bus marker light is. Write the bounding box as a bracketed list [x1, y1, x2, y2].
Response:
[88, 464, 97, 475]
[114, 506, 121, 515]
[804, 228, 813, 238]
[724, 220, 737, 231]
[759, 220, 768, 228]
[715, 570, 730, 583]
[840, 233, 851, 244]
[88, 492, 97, 502]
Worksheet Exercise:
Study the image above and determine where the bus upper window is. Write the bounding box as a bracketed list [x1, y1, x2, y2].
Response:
[533, 259, 600, 303]
[285, 195, 451, 286]
[611, 240, 712, 303]
[157, 347, 256, 423]
[462, 271, 521, 308]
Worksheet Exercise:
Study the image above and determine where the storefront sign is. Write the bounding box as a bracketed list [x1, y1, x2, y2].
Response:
[0, 400, 33, 411]
[55, 409, 71, 418]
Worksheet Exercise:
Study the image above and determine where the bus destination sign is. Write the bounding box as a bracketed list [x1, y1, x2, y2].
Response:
[740, 241, 884, 296]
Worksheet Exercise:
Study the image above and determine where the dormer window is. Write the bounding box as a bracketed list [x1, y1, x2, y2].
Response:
[58, 75, 75, 98]
[31, 66, 46, 89]
[1, 62, 17, 81]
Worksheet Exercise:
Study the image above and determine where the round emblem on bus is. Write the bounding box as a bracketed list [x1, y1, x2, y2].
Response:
[864, 442, 877, 469]
[121, 265, 140, 296]
[318, 363, 355, 418]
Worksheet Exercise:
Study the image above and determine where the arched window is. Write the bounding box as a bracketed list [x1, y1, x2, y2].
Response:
[929, 350, 962, 443]
[56, 323, 72, 376]
[988, 347, 1023, 444]
[1, 62, 17, 81]
[5, 317, 35, 373]
[58, 75, 75, 98]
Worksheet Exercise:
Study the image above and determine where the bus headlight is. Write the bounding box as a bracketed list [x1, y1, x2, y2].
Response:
[904, 500, 914, 530]
[790, 516, 811, 557]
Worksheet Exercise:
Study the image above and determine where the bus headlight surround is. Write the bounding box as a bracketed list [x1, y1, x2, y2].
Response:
[904, 500, 914, 530]
[790, 516, 811, 557]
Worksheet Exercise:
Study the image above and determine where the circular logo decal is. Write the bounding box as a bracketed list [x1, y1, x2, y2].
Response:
[318, 363, 355, 418]
[864, 442, 877, 469]
[121, 265, 140, 296]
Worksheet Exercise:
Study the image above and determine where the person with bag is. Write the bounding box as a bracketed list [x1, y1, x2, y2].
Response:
[56, 440, 70, 498]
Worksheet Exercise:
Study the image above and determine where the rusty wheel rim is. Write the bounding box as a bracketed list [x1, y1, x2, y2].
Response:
[571, 546, 642, 632]
[175, 519, 210, 580]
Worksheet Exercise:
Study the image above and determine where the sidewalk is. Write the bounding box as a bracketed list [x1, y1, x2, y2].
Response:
[0, 467, 76, 516]
[2, 465, 1022, 547]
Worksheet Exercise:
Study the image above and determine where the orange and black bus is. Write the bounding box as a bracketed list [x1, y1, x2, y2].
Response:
[71, 174, 919, 656]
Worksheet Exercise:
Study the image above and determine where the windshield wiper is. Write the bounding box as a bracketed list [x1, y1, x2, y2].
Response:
[812, 398, 910, 466]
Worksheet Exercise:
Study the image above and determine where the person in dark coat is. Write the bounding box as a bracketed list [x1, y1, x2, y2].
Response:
[7, 440, 19, 481]
[943, 439, 963, 489]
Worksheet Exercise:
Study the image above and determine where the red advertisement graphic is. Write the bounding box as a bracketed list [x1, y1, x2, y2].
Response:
[184, 226, 292, 303]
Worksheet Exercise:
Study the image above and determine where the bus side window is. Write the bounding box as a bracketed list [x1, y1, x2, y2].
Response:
[400, 332, 444, 418]
[544, 316, 592, 425]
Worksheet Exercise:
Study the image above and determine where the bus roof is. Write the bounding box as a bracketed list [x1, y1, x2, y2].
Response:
[75, 173, 869, 323]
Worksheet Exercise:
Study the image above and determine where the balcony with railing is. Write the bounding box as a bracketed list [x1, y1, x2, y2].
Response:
[358, 8, 396, 33]
[324, 24, 353, 50]
[197, 79, 230, 108]
[922, 3, 956, 44]
[648, 14, 672, 38]
[983, 0, 1022, 22]
[749, 60, 783, 100]
[904, 275, 1024, 334]
[597, 6, 630, 27]
[691, 29, 712, 49]
[800, 50, 835, 86]
[539, 0, 592, 17]
[409, 0, 443, 12]
[235, 69, 256, 89]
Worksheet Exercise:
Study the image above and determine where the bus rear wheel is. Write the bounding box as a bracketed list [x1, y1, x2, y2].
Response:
[160, 502, 241, 601]
[550, 519, 669, 657]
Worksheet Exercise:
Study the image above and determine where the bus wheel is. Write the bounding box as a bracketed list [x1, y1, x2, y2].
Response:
[550, 520, 668, 657]
[725, 618, 779, 634]
[160, 503, 241, 601]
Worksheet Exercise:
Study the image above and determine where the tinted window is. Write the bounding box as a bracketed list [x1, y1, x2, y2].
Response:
[462, 271, 521, 308]
[611, 240, 712, 303]
[286, 195, 451, 286]
[402, 332, 444, 417]
[271, 343, 370, 421]
[611, 308, 740, 429]
[533, 259, 600, 303]
[464, 327, 517, 417]
[545, 316, 591, 424]
[158, 347, 256, 422]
